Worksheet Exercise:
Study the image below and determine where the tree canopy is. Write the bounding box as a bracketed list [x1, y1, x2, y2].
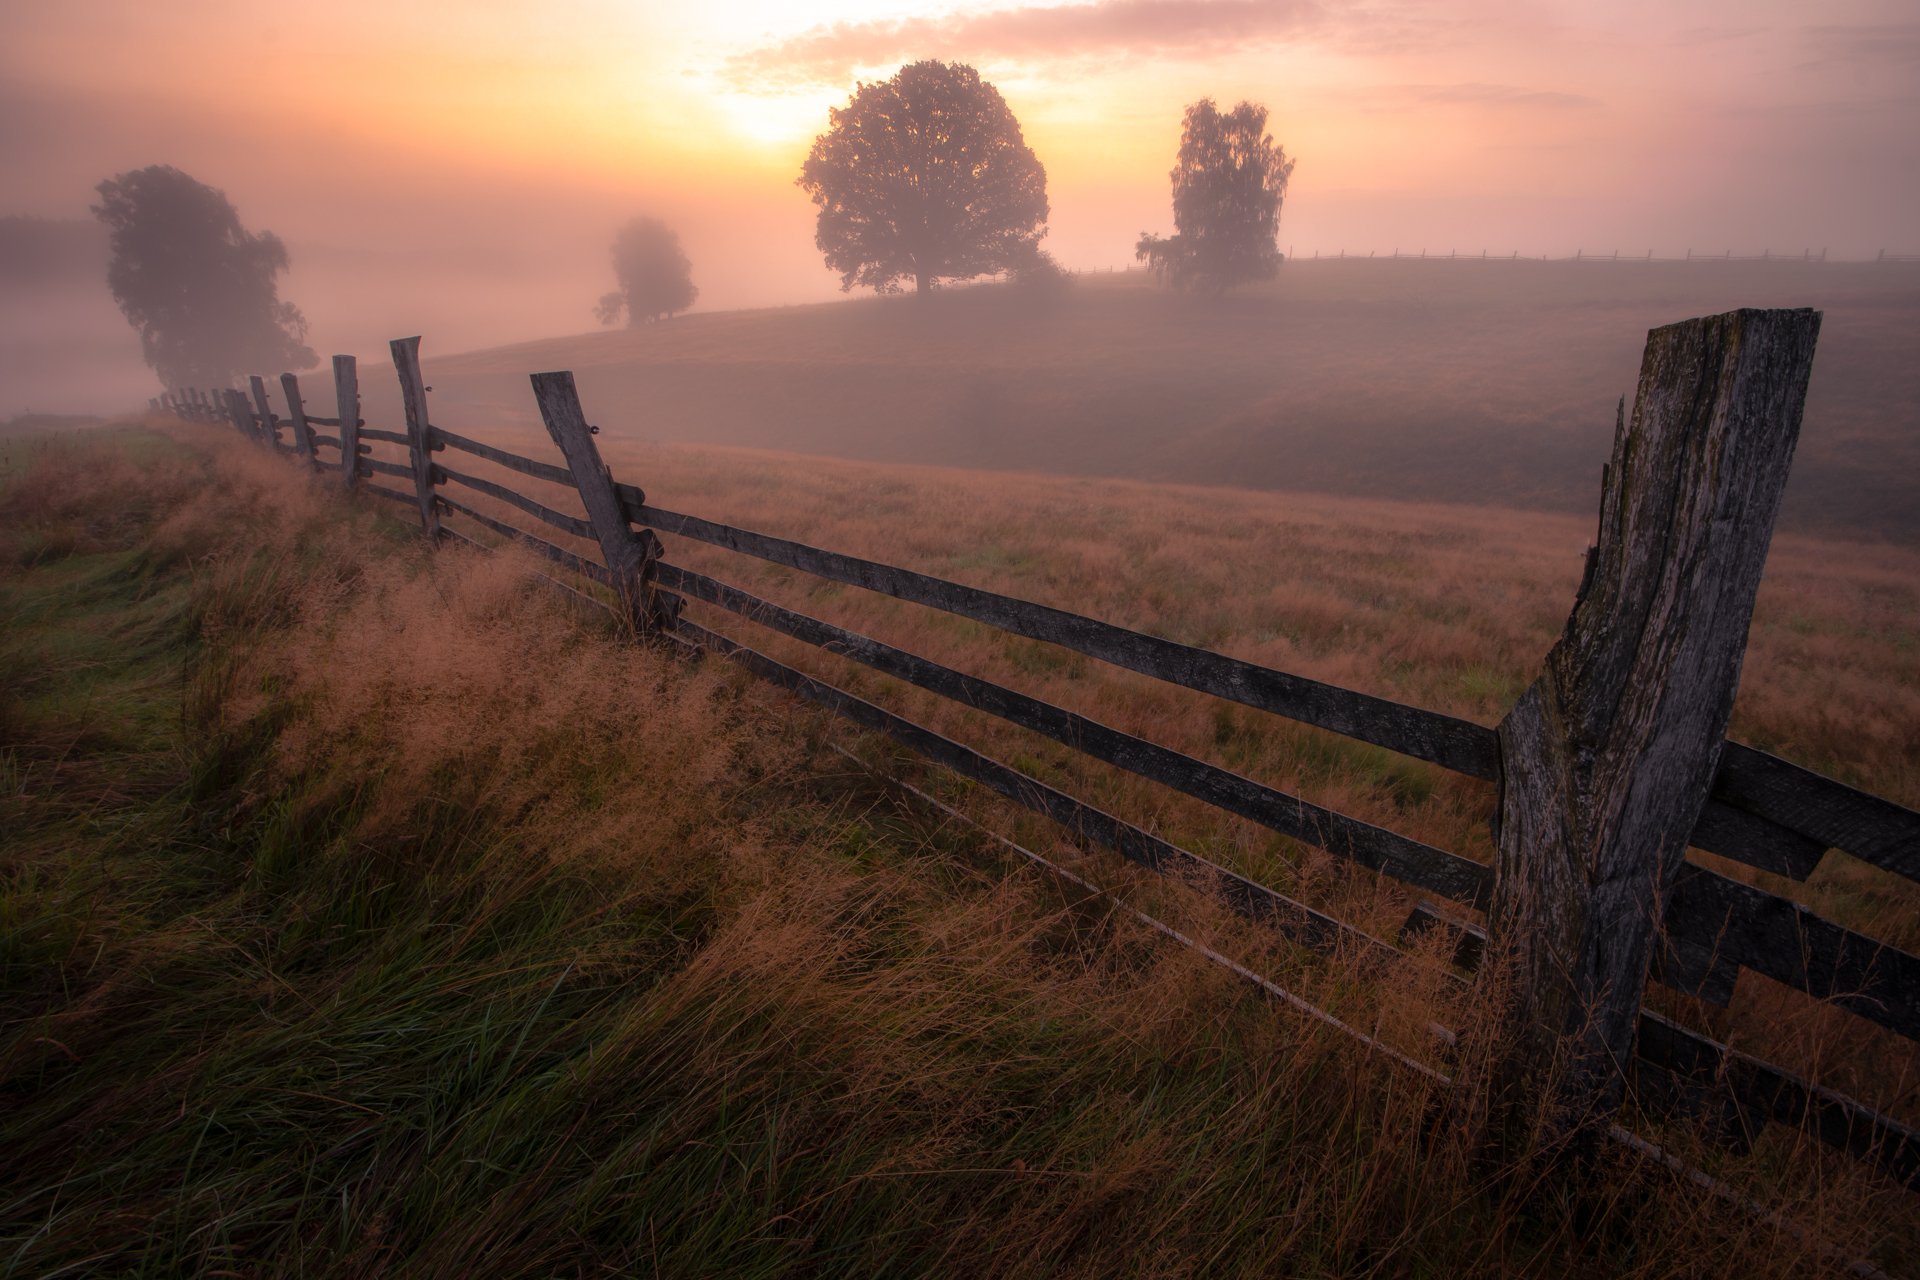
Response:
[91, 165, 314, 388]
[595, 216, 698, 326]
[798, 61, 1050, 296]
[1136, 100, 1295, 294]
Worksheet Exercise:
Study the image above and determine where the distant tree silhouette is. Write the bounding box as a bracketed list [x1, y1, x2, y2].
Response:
[798, 61, 1049, 296]
[91, 165, 314, 388]
[595, 216, 698, 326]
[1136, 100, 1294, 294]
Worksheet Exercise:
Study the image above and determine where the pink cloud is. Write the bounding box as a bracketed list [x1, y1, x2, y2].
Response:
[725, 0, 1327, 88]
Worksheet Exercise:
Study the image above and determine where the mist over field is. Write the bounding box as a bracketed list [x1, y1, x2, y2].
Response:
[9, 3, 1920, 1274]
[412, 259, 1920, 541]
[12, 224, 1917, 540]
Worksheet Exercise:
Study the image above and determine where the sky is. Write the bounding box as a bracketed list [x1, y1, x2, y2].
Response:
[2, 0, 1917, 368]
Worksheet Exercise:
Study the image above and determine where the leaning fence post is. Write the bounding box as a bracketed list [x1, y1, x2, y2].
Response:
[390, 337, 441, 538]
[529, 370, 671, 635]
[248, 375, 280, 450]
[333, 355, 361, 494]
[279, 372, 317, 471]
[1476, 308, 1822, 1154]
[223, 388, 255, 440]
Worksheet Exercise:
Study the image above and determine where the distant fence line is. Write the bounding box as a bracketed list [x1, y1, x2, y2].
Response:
[152, 320, 1920, 1195]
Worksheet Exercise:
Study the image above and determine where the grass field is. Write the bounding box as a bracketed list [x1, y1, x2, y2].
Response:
[405, 259, 1920, 543]
[5, 421, 1918, 1277]
[271, 386, 1920, 1128]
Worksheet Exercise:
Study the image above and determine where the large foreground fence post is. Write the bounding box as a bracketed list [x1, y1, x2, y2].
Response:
[529, 371, 674, 635]
[390, 337, 441, 538]
[1478, 308, 1822, 1151]
[333, 355, 361, 495]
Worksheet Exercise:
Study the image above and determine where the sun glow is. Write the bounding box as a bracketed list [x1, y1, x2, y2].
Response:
[711, 85, 841, 152]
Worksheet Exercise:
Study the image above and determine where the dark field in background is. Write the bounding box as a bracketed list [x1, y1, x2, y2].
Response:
[408, 259, 1920, 543]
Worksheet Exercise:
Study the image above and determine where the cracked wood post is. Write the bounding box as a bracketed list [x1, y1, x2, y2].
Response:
[248, 375, 280, 450]
[279, 372, 317, 471]
[1479, 308, 1822, 1151]
[529, 370, 672, 635]
[390, 336, 441, 538]
[333, 355, 361, 495]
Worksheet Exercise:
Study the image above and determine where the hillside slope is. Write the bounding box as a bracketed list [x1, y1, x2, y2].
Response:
[4, 423, 1917, 1274]
[411, 260, 1920, 542]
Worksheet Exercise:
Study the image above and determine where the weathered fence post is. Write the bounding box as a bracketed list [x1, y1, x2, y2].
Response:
[223, 388, 255, 440]
[1477, 308, 1822, 1152]
[390, 337, 441, 538]
[279, 372, 317, 471]
[248, 375, 280, 450]
[333, 355, 361, 495]
[529, 370, 673, 635]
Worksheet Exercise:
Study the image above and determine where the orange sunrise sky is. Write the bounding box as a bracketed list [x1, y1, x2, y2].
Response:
[3, 0, 1916, 363]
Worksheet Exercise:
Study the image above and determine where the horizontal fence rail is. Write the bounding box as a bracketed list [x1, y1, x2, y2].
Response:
[656, 559, 1493, 905]
[627, 496, 1501, 776]
[157, 324, 1920, 1192]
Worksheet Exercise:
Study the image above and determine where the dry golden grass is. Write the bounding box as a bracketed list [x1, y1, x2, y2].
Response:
[358, 421, 1920, 1130]
[4, 419, 1916, 1275]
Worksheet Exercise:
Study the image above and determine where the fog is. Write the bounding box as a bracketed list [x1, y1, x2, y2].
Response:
[3, 0, 1917, 415]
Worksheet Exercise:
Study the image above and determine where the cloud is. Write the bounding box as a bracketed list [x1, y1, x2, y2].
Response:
[1797, 22, 1920, 70]
[724, 0, 1326, 89]
[1335, 82, 1600, 113]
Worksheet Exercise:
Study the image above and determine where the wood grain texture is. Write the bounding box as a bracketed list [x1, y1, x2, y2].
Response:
[1713, 743, 1919, 884]
[356, 427, 411, 448]
[531, 371, 672, 634]
[390, 337, 441, 538]
[1486, 308, 1822, 1133]
[672, 615, 1406, 965]
[660, 560, 1490, 905]
[332, 356, 360, 495]
[279, 372, 316, 470]
[1688, 798, 1828, 880]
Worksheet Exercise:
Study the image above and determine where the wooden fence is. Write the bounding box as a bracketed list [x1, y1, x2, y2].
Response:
[153, 312, 1920, 1190]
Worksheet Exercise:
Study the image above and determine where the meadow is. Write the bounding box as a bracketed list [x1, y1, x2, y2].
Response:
[411, 259, 1920, 543]
[4, 421, 1917, 1277]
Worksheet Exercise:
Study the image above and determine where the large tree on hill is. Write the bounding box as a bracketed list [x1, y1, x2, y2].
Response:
[595, 216, 698, 326]
[1136, 99, 1295, 294]
[798, 60, 1050, 296]
[91, 165, 314, 388]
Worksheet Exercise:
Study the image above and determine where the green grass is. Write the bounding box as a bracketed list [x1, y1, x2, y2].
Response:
[1, 425, 1913, 1277]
